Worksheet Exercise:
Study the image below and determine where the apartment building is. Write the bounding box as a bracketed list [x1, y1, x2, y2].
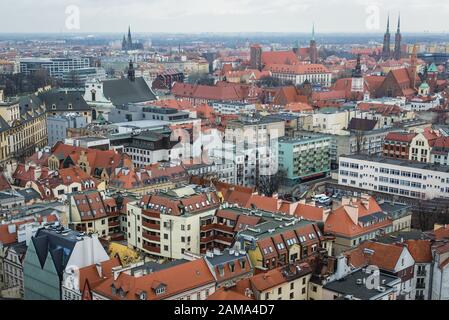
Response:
[278, 134, 331, 184]
[222, 116, 285, 186]
[126, 185, 221, 259]
[236, 209, 333, 271]
[68, 190, 122, 240]
[0, 96, 48, 165]
[338, 154, 449, 200]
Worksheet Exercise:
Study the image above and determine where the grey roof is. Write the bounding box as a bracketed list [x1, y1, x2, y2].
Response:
[341, 154, 449, 173]
[32, 226, 81, 278]
[348, 118, 378, 132]
[205, 250, 247, 267]
[38, 89, 91, 112]
[323, 269, 401, 300]
[103, 77, 157, 106]
[232, 207, 318, 240]
[129, 259, 189, 276]
[0, 116, 10, 132]
[376, 230, 430, 244]
[8, 242, 28, 256]
[16, 188, 42, 202]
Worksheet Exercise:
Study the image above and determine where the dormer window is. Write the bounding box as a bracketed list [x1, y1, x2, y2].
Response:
[52, 104, 56, 110]
[139, 291, 147, 300]
[68, 104, 73, 110]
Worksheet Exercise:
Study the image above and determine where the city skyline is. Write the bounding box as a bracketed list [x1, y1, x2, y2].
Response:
[1, 0, 449, 34]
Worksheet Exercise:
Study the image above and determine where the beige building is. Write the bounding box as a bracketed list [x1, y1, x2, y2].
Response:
[68, 190, 122, 240]
[127, 185, 221, 260]
[0, 95, 47, 166]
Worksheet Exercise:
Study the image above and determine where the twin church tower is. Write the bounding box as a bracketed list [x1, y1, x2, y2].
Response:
[382, 14, 402, 61]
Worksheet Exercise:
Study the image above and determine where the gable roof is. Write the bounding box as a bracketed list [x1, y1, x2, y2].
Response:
[102, 77, 157, 105]
[345, 241, 408, 272]
[406, 240, 432, 263]
[92, 258, 215, 300]
[261, 51, 300, 65]
[348, 118, 378, 131]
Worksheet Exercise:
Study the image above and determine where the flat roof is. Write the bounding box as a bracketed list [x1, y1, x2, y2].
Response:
[323, 269, 400, 300]
[340, 154, 449, 173]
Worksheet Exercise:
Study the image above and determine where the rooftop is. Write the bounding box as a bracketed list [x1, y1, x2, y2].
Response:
[340, 154, 449, 173]
[323, 268, 401, 300]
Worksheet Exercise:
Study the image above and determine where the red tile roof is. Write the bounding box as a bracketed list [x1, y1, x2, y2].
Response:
[385, 132, 417, 143]
[345, 241, 406, 272]
[92, 259, 215, 300]
[406, 240, 432, 263]
[261, 51, 300, 65]
[324, 197, 392, 238]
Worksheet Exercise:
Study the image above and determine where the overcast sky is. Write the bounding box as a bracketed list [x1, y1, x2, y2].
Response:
[1, 0, 448, 34]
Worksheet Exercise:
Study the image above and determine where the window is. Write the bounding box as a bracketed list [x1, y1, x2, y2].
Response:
[290, 293, 294, 299]
[290, 283, 294, 290]
[278, 287, 282, 295]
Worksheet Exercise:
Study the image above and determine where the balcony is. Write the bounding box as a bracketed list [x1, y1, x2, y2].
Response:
[108, 221, 120, 228]
[214, 224, 234, 234]
[142, 221, 161, 230]
[142, 210, 161, 219]
[215, 235, 234, 244]
[416, 283, 426, 289]
[143, 233, 161, 242]
[200, 224, 215, 232]
[417, 270, 427, 277]
[200, 236, 215, 244]
[143, 244, 161, 254]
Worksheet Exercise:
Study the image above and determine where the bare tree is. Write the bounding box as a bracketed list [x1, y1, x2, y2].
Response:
[256, 170, 287, 197]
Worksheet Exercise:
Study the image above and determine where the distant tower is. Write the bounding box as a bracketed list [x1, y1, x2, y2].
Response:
[409, 44, 418, 89]
[310, 24, 318, 64]
[127, 26, 133, 48]
[351, 54, 364, 92]
[382, 15, 391, 60]
[250, 44, 263, 71]
[427, 63, 439, 92]
[128, 60, 135, 82]
[394, 14, 402, 60]
[122, 35, 127, 51]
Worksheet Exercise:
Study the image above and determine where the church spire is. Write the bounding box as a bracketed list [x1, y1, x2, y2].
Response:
[309, 23, 318, 64]
[127, 26, 132, 46]
[312, 23, 315, 41]
[382, 15, 391, 60]
[394, 13, 402, 60]
[387, 14, 390, 32]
